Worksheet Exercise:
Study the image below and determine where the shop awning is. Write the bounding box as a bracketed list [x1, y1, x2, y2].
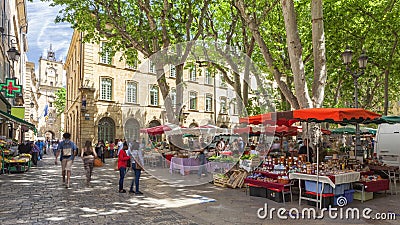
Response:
[0, 110, 36, 133]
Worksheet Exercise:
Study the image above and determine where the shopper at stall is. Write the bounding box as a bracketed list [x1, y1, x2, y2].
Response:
[298, 139, 314, 163]
[55, 132, 78, 188]
[128, 140, 144, 194]
[117, 143, 130, 193]
[81, 140, 97, 187]
[197, 149, 207, 178]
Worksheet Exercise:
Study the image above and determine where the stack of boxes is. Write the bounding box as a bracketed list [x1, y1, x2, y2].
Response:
[304, 181, 354, 207]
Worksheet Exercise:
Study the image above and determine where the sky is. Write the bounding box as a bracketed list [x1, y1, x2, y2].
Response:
[26, 0, 73, 64]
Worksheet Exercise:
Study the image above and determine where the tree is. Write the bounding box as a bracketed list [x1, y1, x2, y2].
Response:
[54, 88, 66, 115]
[322, 0, 400, 114]
[45, 0, 210, 123]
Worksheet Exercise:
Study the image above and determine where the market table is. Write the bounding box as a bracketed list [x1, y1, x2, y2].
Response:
[4, 158, 31, 173]
[353, 179, 390, 203]
[289, 172, 361, 209]
[169, 157, 200, 175]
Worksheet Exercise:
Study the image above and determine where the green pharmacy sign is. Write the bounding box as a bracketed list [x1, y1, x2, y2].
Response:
[0, 78, 22, 98]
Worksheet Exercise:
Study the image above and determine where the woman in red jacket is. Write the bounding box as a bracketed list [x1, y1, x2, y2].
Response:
[118, 143, 130, 193]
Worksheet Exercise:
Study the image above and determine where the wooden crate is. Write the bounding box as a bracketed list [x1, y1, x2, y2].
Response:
[213, 177, 229, 187]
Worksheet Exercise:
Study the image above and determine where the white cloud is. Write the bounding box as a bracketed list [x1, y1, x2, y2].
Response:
[26, 0, 73, 65]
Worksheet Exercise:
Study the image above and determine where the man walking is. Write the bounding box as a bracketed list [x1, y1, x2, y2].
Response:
[55, 133, 78, 188]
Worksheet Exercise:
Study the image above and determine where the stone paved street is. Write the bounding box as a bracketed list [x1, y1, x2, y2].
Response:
[0, 155, 399, 225]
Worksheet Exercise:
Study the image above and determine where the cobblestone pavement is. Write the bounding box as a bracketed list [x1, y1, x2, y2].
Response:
[1, 155, 399, 225]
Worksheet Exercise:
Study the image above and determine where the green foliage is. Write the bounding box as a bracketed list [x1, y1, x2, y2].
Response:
[54, 88, 66, 115]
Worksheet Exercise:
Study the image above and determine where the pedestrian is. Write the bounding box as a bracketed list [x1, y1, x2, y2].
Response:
[30, 142, 40, 166]
[52, 140, 59, 158]
[95, 140, 105, 163]
[197, 149, 207, 178]
[81, 140, 97, 187]
[55, 133, 78, 188]
[117, 142, 130, 193]
[109, 140, 115, 158]
[128, 140, 144, 194]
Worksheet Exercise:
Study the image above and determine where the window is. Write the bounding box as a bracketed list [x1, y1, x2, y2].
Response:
[189, 65, 196, 81]
[100, 77, 112, 100]
[98, 117, 115, 143]
[205, 94, 213, 112]
[100, 42, 112, 64]
[189, 91, 197, 110]
[231, 99, 238, 115]
[149, 85, 159, 106]
[220, 72, 227, 87]
[170, 65, 176, 78]
[126, 81, 138, 103]
[220, 97, 227, 114]
[149, 61, 156, 73]
[50, 81, 53, 86]
[170, 88, 176, 108]
[205, 69, 212, 85]
[49, 102, 53, 107]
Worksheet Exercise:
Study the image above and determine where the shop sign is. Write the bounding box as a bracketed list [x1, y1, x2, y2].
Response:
[0, 78, 22, 98]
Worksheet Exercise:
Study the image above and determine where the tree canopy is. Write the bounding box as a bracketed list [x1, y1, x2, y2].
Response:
[42, 0, 400, 114]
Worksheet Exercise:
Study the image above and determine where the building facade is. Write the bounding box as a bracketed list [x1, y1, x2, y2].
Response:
[0, 0, 35, 141]
[64, 30, 254, 149]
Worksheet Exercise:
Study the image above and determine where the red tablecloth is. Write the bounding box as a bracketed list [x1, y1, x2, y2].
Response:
[244, 178, 288, 191]
[359, 179, 389, 192]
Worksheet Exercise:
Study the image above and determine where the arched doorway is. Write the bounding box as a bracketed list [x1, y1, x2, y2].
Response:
[124, 118, 140, 142]
[189, 122, 199, 128]
[98, 117, 115, 142]
[148, 119, 161, 142]
[45, 130, 55, 140]
[220, 124, 228, 128]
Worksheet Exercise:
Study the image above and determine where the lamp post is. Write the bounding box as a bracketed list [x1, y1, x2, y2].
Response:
[341, 46, 368, 161]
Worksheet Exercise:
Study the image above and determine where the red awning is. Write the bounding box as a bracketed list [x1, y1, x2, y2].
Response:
[292, 108, 381, 123]
[263, 126, 298, 137]
[140, 124, 174, 135]
[239, 111, 297, 126]
[233, 127, 252, 134]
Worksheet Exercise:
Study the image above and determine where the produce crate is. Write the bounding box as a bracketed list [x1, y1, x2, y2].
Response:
[354, 191, 373, 201]
[213, 175, 229, 188]
[305, 181, 333, 194]
[249, 184, 268, 198]
[267, 188, 290, 203]
[305, 191, 334, 208]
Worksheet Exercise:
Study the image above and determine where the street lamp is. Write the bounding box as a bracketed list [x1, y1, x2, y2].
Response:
[341, 46, 368, 160]
[7, 40, 21, 78]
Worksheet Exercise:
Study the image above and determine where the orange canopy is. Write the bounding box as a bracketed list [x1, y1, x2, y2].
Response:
[292, 108, 381, 123]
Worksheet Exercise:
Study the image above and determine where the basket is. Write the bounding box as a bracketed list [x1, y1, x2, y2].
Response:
[94, 158, 103, 167]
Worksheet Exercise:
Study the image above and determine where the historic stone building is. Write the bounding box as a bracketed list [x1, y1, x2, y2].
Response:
[33, 46, 64, 141]
[0, 0, 35, 141]
[64, 30, 252, 148]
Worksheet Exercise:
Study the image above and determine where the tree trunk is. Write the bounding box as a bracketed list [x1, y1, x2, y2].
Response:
[311, 0, 327, 108]
[175, 64, 184, 123]
[235, 0, 300, 109]
[281, 0, 312, 109]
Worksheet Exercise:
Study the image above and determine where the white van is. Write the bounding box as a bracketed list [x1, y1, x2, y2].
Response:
[374, 123, 400, 166]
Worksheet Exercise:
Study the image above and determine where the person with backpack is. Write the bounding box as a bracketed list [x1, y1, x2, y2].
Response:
[81, 140, 97, 187]
[55, 133, 78, 188]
